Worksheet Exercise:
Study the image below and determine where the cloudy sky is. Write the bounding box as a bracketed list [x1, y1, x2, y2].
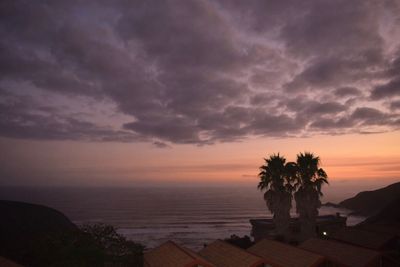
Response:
[1, 0, 399, 194]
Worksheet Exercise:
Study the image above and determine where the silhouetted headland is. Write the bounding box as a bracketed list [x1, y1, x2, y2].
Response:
[324, 182, 400, 216]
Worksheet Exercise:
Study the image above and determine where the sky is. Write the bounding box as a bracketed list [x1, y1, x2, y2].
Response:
[0, 0, 400, 194]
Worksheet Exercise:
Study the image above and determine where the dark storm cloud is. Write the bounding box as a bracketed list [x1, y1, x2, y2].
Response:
[152, 141, 171, 148]
[285, 52, 384, 92]
[280, 0, 383, 58]
[0, 0, 399, 145]
[285, 97, 347, 116]
[334, 87, 362, 98]
[280, 0, 386, 93]
[390, 100, 400, 110]
[310, 107, 399, 131]
[371, 78, 400, 100]
[370, 49, 400, 99]
[0, 89, 139, 142]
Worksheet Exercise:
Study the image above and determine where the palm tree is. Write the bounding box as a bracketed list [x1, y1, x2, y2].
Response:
[258, 154, 295, 237]
[294, 152, 328, 239]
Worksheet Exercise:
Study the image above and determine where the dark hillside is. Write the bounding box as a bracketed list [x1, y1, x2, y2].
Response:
[0, 200, 77, 238]
[0, 200, 144, 267]
[362, 196, 400, 224]
[0, 200, 77, 266]
[339, 182, 400, 216]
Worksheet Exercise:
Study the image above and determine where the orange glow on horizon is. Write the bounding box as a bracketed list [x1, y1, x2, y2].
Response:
[1, 131, 399, 187]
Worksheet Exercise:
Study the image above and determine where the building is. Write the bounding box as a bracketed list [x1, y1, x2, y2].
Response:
[330, 227, 397, 251]
[250, 214, 347, 242]
[247, 239, 325, 267]
[144, 241, 215, 267]
[199, 240, 265, 267]
[300, 238, 381, 267]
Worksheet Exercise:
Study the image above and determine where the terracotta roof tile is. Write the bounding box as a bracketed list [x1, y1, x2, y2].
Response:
[199, 240, 264, 267]
[358, 223, 400, 237]
[331, 227, 396, 250]
[300, 238, 381, 267]
[248, 239, 325, 267]
[144, 241, 215, 267]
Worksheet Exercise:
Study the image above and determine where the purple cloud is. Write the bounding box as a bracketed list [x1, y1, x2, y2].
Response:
[0, 0, 399, 145]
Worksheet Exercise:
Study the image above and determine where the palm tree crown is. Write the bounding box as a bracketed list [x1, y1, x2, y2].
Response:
[295, 152, 328, 195]
[258, 154, 296, 193]
[258, 154, 285, 191]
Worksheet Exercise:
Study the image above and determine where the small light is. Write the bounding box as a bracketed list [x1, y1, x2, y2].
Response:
[322, 231, 327, 236]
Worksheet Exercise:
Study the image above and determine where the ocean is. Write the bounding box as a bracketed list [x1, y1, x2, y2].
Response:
[0, 186, 365, 250]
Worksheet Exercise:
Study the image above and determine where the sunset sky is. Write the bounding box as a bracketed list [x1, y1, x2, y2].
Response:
[1, 0, 399, 195]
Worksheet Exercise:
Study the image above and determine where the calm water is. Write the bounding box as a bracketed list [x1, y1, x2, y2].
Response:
[0, 187, 365, 250]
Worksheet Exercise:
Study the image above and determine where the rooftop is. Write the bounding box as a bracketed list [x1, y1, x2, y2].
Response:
[300, 238, 381, 267]
[358, 222, 400, 237]
[248, 239, 325, 267]
[331, 227, 397, 250]
[144, 240, 215, 267]
[199, 240, 264, 267]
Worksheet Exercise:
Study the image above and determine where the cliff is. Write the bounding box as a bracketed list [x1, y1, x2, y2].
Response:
[338, 182, 400, 216]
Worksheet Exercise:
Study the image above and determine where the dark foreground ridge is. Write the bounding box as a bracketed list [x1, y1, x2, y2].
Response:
[0, 200, 77, 236]
[0, 200, 144, 267]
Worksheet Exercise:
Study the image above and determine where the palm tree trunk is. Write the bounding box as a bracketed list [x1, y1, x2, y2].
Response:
[295, 189, 320, 240]
[275, 192, 291, 238]
[266, 191, 291, 238]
